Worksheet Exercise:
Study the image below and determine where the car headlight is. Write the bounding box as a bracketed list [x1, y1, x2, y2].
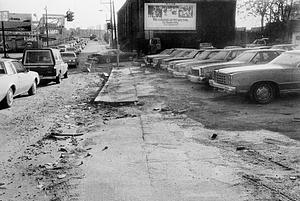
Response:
[228, 74, 232, 85]
[200, 68, 204, 76]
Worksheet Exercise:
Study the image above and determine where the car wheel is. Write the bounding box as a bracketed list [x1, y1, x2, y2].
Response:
[251, 82, 275, 104]
[2, 88, 14, 108]
[55, 74, 62, 84]
[64, 71, 68, 79]
[105, 57, 111, 63]
[28, 81, 37, 95]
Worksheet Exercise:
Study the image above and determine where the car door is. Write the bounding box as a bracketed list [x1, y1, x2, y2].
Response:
[12, 61, 32, 93]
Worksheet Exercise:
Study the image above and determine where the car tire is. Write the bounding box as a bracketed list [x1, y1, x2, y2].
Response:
[55, 74, 62, 84]
[105, 57, 111, 63]
[64, 71, 68, 79]
[2, 88, 14, 108]
[251, 82, 275, 104]
[28, 81, 37, 95]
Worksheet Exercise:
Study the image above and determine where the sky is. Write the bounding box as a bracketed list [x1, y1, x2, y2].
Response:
[0, 0, 260, 29]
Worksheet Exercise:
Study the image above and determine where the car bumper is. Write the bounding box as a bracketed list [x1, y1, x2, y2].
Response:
[209, 80, 237, 93]
[39, 75, 57, 80]
[173, 71, 187, 78]
[66, 62, 77, 66]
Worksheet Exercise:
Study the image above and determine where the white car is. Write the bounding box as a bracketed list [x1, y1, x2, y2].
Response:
[0, 58, 39, 108]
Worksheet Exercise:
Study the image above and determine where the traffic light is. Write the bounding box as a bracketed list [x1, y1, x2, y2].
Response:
[66, 11, 74, 21]
[106, 22, 112, 30]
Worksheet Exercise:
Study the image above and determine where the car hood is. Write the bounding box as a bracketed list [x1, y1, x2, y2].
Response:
[163, 56, 192, 62]
[201, 61, 245, 69]
[218, 64, 284, 74]
[147, 54, 169, 59]
[171, 58, 195, 65]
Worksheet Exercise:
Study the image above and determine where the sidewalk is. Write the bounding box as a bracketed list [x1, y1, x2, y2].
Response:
[82, 66, 300, 201]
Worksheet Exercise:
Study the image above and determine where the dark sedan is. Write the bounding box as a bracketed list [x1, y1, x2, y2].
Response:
[87, 49, 137, 64]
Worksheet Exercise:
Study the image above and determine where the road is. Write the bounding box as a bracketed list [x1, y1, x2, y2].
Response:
[0, 41, 299, 201]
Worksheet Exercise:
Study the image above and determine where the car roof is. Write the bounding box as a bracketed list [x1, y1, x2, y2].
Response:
[272, 44, 297, 47]
[284, 50, 300, 54]
[243, 49, 284, 53]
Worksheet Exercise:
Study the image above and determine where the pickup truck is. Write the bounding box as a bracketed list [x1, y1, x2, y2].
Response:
[0, 58, 39, 108]
[22, 48, 68, 84]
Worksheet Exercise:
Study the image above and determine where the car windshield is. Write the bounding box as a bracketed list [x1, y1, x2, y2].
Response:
[186, 50, 199, 57]
[210, 50, 230, 60]
[233, 52, 257, 62]
[160, 49, 172, 55]
[61, 53, 75, 57]
[196, 51, 211, 59]
[170, 50, 183, 56]
[179, 50, 194, 57]
[24, 50, 53, 64]
[66, 48, 75, 51]
[270, 52, 300, 67]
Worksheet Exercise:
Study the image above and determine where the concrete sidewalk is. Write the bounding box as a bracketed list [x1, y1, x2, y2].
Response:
[82, 65, 300, 201]
[94, 66, 138, 104]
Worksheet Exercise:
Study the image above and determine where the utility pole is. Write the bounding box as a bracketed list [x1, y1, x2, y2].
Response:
[112, 0, 119, 66]
[109, 0, 114, 49]
[45, 6, 49, 47]
[0, 11, 9, 58]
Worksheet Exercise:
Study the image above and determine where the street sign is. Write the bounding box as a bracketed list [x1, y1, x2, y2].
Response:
[0, 11, 9, 22]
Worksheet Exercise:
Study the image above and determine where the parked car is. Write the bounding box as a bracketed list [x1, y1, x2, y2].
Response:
[153, 49, 195, 68]
[151, 49, 186, 68]
[58, 44, 68, 52]
[160, 49, 201, 70]
[22, 48, 68, 84]
[61, 52, 79, 68]
[271, 44, 299, 51]
[185, 48, 250, 80]
[209, 50, 300, 104]
[187, 49, 284, 83]
[168, 49, 221, 76]
[66, 47, 80, 55]
[0, 58, 39, 108]
[144, 48, 175, 66]
[87, 49, 137, 64]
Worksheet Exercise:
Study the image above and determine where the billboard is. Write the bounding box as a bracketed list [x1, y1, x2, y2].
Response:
[144, 3, 196, 31]
[1, 13, 32, 31]
[40, 14, 65, 35]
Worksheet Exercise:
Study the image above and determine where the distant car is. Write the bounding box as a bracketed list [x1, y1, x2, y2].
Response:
[144, 48, 175, 66]
[58, 45, 68, 52]
[271, 44, 299, 51]
[187, 49, 284, 83]
[152, 49, 193, 68]
[87, 49, 137, 64]
[209, 50, 300, 104]
[22, 48, 68, 84]
[61, 52, 79, 68]
[65, 47, 79, 54]
[0, 58, 39, 108]
[160, 49, 201, 70]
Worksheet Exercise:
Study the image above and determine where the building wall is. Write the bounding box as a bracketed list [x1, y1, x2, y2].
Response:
[118, 0, 236, 53]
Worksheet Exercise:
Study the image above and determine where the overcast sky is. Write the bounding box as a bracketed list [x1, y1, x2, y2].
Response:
[0, 0, 259, 29]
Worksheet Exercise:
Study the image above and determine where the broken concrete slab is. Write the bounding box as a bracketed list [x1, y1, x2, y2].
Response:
[94, 67, 138, 104]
